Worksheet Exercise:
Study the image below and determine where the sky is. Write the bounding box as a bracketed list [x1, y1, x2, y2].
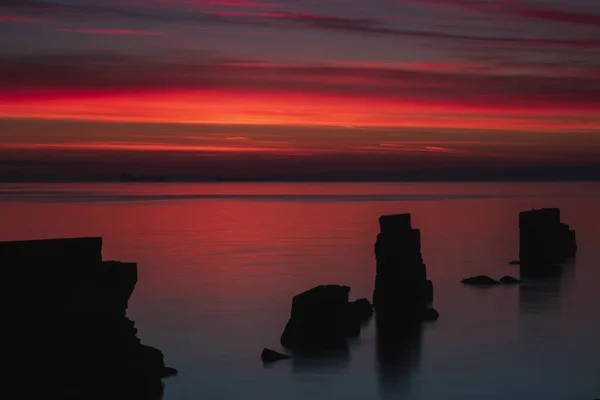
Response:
[1, 0, 599, 180]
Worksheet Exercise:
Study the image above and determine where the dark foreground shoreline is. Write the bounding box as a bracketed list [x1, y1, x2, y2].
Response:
[2, 237, 176, 399]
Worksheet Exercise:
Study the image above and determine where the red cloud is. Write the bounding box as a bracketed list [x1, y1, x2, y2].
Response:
[409, 0, 600, 27]
[195, 0, 280, 8]
[517, 8, 600, 27]
[0, 14, 48, 23]
[0, 52, 598, 136]
[55, 28, 164, 35]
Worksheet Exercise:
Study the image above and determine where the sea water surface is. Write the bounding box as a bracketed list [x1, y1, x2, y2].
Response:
[1, 182, 599, 400]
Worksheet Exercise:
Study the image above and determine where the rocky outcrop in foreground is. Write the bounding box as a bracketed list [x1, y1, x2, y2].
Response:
[519, 208, 576, 275]
[374, 214, 437, 321]
[280, 285, 373, 354]
[1, 237, 176, 399]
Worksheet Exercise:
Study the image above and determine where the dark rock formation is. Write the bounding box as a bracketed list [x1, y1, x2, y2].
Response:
[373, 214, 437, 321]
[281, 285, 350, 351]
[346, 298, 374, 337]
[519, 208, 577, 275]
[372, 215, 437, 396]
[461, 275, 501, 285]
[261, 348, 291, 363]
[462, 275, 521, 285]
[508, 260, 520, 265]
[47, 314, 175, 399]
[1, 237, 175, 399]
[280, 285, 373, 353]
[499, 275, 521, 284]
[350, 298, 374, 322]
[422, 307, 440, 321]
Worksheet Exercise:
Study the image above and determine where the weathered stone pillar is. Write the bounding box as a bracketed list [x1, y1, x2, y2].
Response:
[373, 214, 436, 321]
[519, 208, 577, 275]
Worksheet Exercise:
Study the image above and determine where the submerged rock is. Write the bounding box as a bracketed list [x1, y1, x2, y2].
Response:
[163, 367, 179, 377]
[461, 275, 500, 285]
[421, 307, 440, 321]
[261, 348, 291, 363]
[462, 275, 521, 285]
[499, 275, 521, 284]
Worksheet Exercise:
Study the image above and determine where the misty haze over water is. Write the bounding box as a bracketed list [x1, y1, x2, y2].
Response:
[1, 182, 599, 400]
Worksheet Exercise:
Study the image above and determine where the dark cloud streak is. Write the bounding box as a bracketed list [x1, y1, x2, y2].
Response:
[2, 0, 599, 50]
[518, 8, 600, 27]
[411, 0, 600, 28]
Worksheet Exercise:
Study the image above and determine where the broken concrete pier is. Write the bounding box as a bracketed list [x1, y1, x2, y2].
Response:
[373, 214, 437, 321]
[519, 208, 577, 275]
[280, 285, 373, 354]
[1, 237, 176, 399]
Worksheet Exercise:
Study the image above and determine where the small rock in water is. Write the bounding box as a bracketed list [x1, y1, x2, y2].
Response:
[499, 275, 521, 284]
[163, 367, 179, 377]
[508, 260, 520, 265]
[261, 348, 291, 363]
[461, 275, 500, 285]
[422, 308, 439, 321]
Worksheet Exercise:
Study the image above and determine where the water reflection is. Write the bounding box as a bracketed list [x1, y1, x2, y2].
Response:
[375, 313, 423, 398]
[291, 348, 351, 374]
[518, 260, 577, 352]
[3, 182, 599, 400]
[519, 260, 576, 315]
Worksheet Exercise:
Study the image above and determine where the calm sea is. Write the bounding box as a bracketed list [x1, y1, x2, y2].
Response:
[1, 182, 599, 400]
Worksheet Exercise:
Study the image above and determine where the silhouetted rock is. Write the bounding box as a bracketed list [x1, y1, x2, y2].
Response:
[421, 307, 439, 321]
[281, 285, 351, 352]
[1, 237, 175, 400]
[280, 285, 371, 353]
[261, 348, 291, 363]
[499, 275, 521, 284]
[519, 208, 577, 275]
[423, 279, 434, 304]
[379, 214, 412, 234]
[462, 275, 521, 286]
[461, 275, 500, 285]
[509, 260, 520, 265]
[48, 314, 176, 399]
[345, 298, 374, 337]
[373, 214, 437, 322]
[350, 298, 374, 322]
[0, 237, 103, 312]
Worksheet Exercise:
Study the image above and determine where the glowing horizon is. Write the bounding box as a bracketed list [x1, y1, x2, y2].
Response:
[1, 0, 599, 178]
